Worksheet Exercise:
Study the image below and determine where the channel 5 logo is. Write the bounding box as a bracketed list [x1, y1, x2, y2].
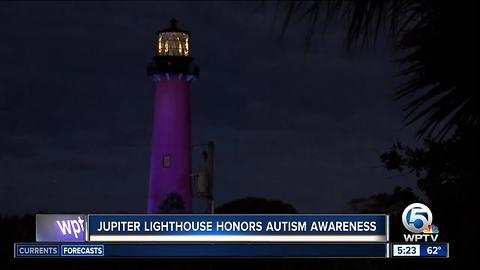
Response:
[402, 203, 439, 242]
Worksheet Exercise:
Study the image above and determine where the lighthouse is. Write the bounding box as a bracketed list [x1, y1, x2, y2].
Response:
[146, 19, 199, 213]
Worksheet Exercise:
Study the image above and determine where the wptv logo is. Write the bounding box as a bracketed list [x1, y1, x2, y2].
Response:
[402, 203, 439, 242]
[36, 214, 86, 242]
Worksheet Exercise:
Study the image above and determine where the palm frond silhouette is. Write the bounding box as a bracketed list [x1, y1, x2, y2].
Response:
[277, 0, 478, 139]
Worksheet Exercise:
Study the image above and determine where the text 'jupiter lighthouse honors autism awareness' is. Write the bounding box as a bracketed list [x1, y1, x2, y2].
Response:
[95, 220, 377, 233]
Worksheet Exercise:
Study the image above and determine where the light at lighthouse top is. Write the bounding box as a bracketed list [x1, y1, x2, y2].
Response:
[157, 19, 190, 57]
[147, 19, 199, 78]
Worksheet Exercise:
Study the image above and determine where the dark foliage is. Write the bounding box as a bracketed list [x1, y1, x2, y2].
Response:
[349, 187, 419, 245]
[376, 125, 477, 265]
[277, 0, 478, 138]
[158, 192, 186, 214]
[216, 197, 297, 214]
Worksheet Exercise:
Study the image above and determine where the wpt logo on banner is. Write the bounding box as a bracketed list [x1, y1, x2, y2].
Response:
[56, 216, 85, 239]
[36, 214, 86, 242]
[402, 203, 439, 242]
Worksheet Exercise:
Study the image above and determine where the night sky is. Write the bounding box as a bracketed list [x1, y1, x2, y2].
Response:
[1, 2, 420, 215]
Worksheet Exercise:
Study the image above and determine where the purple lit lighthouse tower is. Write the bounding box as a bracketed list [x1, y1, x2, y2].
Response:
[146, 19, 199, 213]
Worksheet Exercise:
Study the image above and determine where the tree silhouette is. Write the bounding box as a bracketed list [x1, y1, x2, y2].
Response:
[350, 186, 419, 215]
[158, 192, 186, 214]
[349, 187, 419, 242]
[377, 125, 477, 263]
[275, 3, 477, 265]
[380, 125, 477, 210]
[216, 197, 296, 214]
[277, 0, 478, 138]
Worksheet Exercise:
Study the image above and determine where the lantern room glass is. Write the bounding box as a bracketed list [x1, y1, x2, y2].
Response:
[157, 32, 190, 57]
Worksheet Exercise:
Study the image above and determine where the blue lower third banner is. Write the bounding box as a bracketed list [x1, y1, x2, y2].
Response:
[14, 243, 388, 258]
[88, 214, 388, 242]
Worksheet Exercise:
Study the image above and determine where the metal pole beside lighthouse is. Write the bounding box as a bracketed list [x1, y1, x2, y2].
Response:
[146, 19, 199, 213]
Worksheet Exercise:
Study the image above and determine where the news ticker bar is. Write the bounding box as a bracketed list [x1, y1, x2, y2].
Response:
[14, 243, 449, 258]
[36, 214, 388, 243]
[15, 243, 388, 258]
